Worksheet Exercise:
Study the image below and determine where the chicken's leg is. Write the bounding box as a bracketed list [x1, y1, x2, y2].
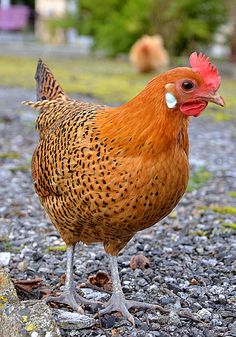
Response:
[100, 254, 157, 325]
[45, 244, 94, 312]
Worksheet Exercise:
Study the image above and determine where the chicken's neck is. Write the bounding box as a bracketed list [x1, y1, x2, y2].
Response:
[96, 83, 189, 157]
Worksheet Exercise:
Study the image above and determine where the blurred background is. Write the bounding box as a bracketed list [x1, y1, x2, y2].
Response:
[0, 0, 235, 57]
[0, 0, 235, 104]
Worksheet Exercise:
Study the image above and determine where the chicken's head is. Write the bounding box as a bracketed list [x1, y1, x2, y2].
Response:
[164, 52, 224, 117]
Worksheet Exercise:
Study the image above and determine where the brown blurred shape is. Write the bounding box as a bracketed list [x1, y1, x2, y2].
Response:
[129, 35, 169, 73]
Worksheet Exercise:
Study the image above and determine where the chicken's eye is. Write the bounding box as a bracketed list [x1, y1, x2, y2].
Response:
[182, 81, 194, 91]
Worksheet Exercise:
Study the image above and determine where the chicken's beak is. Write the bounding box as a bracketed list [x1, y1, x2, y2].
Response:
[205, 92, 225, 107]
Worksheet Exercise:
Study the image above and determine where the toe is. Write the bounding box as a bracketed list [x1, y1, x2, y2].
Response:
[127, 313, 135, 326]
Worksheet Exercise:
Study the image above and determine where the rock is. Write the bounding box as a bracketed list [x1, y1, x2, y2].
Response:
[17, 260, 28, 272]
[81, 288, 109, 301]
[197, 308, 212, 321]
[0, 300, 61, 337]
[54, 309, 97, 330]
[0, 267, 19, 311]
[100, 314, 116, 328]
[159, 296, 175, 306]
[201, 258, 217, 267]
[169, 310, 181, 326]
[0, 252, 11, 267]
[218, 294, 227, 304]
[209, 285, 224, 295]
[148, 284, 159, 295]
[0, 224, 9, 241]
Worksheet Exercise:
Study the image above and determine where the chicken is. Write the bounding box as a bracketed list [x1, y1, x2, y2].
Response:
[23, 52, 224, 324]
[129, 34, 169, 73]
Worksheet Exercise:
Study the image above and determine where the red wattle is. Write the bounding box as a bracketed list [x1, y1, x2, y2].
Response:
[180, 100, 208, 117]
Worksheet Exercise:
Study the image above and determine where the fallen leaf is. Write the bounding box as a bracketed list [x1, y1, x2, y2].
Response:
[88, 271, 112, 292]
[40, 286, 54, 299]
[12, 278, 44, 300]
[12, 278, 43, 292]
[130, 255, 150, 270]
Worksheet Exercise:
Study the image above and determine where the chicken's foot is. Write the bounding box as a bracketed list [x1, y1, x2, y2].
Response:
[45, 244, 97, 312]
[99, 255, 162, 325]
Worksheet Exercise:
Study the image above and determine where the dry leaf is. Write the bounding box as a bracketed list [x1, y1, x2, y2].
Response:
[12, 278, 43, 292]
[40, 286, 54, 299]
[130, 255, 150, 270]
[88, 271, 112, 292]
[12, 278, 44, 300]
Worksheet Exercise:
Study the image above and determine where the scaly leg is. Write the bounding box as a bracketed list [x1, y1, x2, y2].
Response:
[99, 254, 158, 325]
[45, 244, 95, 313]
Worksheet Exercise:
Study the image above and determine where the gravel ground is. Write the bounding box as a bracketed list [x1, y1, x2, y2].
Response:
[0, 87, 236, 337]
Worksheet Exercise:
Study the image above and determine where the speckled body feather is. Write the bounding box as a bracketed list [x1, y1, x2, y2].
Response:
[26, 61, 190, 255]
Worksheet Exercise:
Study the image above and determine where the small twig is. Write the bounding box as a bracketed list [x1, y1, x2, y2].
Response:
[177, 310, 207, 325]
[154, 304, 170, 314]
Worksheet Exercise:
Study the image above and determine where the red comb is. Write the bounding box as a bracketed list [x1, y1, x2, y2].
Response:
[189, 52, 220, 91]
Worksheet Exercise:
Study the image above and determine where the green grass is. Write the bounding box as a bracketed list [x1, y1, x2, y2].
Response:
[211, 205, 236, 215]
[187, 166, 212, 192]
[0, 152, 21, 159]
[0, 54, 234, 113]
[9, 165, 30, 173]
[46, 245, 67, 252]
[228, 191, 236, 198]
[0, 55, 153, 104]
[221, 223, 236, 229]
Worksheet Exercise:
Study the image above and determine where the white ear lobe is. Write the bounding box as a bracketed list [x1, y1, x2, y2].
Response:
[165, 92, 177, 109]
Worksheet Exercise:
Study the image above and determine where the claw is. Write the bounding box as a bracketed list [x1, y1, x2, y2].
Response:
[45, 291, 84, 313]
[99, 292, 158, 326]
[101, 254, 164, 324]
[45, 288, 101, 313]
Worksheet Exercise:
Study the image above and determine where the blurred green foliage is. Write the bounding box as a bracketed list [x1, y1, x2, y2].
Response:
[48, 14, 77, 33]
[79, 0, 153, 56]
[78, 0, 228, 56]
[152, 0, 228, 55]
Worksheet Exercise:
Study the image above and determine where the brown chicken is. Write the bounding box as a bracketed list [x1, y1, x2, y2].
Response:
[23, 52, 224, 324]
[129, 34, 169, 73]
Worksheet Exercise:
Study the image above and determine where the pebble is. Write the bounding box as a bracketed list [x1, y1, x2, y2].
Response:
[54, 309, 97, 329]
[17, 260, 28, 272]
[201, 258, 218, 266]
[209, 285, 224, 295]
[169, 311, 181, 326]
[0, 252, 11, 266]
[81, 288, 109, 301]
[197, 308, 212, 321]
[0, 224, 9, 240]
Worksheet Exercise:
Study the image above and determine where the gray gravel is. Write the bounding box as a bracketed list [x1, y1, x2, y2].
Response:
[0, 87, 236, 337]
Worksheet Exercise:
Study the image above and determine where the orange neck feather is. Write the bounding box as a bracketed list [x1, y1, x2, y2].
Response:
[95, 76, 189, 157]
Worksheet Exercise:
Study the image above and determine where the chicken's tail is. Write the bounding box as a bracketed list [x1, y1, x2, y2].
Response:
[35, 59, 67, 101]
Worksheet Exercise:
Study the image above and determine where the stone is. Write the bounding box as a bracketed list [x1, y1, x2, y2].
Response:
[81, 288, 109, 301]
[169, 310, 181, 326]
[0, 224, 9, 241]
[0, 300, 61, 337]
[0, 253, 11, 267]
[54, 309, 97, 330]
[17, 260, 28, 272]
[0, 267, 19, 312]
[197, 308, 212, 321]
